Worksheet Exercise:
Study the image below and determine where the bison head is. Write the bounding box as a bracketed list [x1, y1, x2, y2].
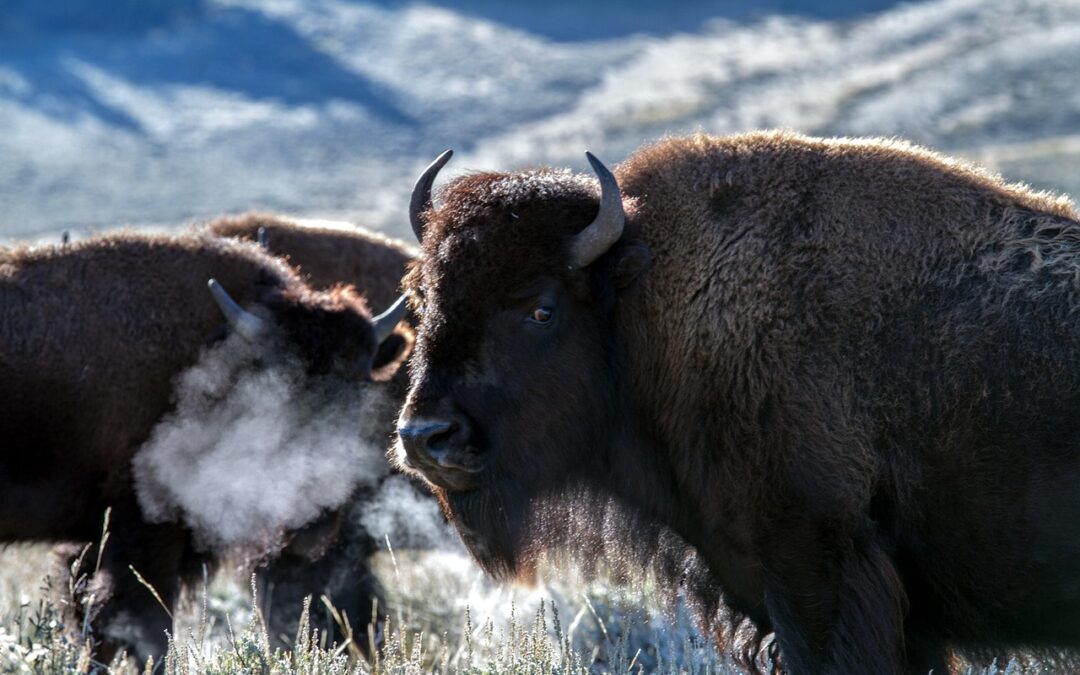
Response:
[208, 277, 409, 382]
[395, 151, 654, 579]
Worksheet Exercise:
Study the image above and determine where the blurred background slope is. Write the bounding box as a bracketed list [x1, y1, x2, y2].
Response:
[1, 0, 1077, 241]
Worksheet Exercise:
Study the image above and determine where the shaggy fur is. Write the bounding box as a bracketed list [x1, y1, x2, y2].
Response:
[0, 231, 407, 664]
[397, 131, 1080, 674]
[205, 213, 415, 309]
[207, 213, 416, 384]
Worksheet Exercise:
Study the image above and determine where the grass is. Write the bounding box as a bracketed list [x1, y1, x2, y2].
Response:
[0, 542, 1034, 675]
[0, 540, 732, 675]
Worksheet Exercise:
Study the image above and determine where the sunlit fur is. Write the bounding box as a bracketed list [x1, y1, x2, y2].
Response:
[400, 131, 1080, 674]
[205, 213, 415, 310]
[0, 231, 409, 664]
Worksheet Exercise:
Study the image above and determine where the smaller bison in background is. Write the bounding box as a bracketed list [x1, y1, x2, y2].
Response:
[205, 213, 425, 650]
[206, 214, 415, 310]
[205, 213, 416, 388]
[0, 231, 408, 664]
[397, 134, 1080, 674]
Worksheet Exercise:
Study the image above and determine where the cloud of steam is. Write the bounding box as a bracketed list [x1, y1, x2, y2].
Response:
[358, 474, 460, 551]
[133, 336, 393, 553]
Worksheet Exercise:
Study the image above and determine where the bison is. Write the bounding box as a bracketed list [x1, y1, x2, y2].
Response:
[394, 133, 1080, 674]
[205, 214, 415, 310]
[205, 213, 421, 651]
[0, 231, 408, 664]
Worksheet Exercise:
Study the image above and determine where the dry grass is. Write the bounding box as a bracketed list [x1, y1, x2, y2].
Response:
[0, 541, 1039, 675]
[0, 539, 733, 675]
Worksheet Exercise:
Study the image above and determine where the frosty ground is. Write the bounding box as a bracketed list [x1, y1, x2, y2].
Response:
[0, 542, 1031, 674]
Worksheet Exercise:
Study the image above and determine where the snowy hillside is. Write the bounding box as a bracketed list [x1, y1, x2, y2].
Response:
[1, 0, 1078, 241]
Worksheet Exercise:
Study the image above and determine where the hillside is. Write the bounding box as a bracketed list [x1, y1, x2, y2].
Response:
[1, 0, 1077, 241]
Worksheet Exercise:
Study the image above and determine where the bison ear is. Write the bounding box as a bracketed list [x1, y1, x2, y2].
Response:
[609, 242, 652, 289]
[372, 325, 414, 382]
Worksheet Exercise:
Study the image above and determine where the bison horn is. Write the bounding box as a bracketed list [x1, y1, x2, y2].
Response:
[371, 294, 408, 344]
[207, 278, 268, 342]
[410, 149, 453, 242]
[568, 152, 625, 269]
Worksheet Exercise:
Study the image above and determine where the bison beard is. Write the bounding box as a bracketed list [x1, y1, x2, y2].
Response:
[440, 484, 530, 581]
[440, 479, 787, 671]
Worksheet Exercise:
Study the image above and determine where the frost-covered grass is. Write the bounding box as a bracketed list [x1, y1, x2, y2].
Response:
[0, 543, 1036, 675]
[0, 543, 735, 675]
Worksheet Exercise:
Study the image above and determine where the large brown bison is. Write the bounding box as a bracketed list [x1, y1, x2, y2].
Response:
[205, 213, 419, 650]
[0, 231, 407, 664]
[394, 133, 1080, 674]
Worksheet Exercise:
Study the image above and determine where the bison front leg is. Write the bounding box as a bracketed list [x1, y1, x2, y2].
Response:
[257, 516, 385, 654]
[50, 536, 176, 668]
[760, 521, 910, 675]
[90, 507, 198, 668]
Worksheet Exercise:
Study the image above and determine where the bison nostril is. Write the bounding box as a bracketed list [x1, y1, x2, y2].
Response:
[426, 423, 459, 453]
[398, 419, 461, 462]
[398, 411, 481, 479]
[399, 421, 450, 447]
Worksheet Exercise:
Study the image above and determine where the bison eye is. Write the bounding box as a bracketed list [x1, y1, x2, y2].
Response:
[529, 306, 554, 324]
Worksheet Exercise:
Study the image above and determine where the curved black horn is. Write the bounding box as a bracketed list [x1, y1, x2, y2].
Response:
[568, 152, 625, 269]
[371, 294, 408, 344]
[208, 279, 268, 342]
[410, 149, 453, 242]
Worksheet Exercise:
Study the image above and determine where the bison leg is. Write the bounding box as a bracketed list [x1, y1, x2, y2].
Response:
[260, 553, 384, 653]
[50, 538, 174, 668]
[760, 522, 910, 675]
[88, 507, 197, 668]
[257, 514, 384, 654]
